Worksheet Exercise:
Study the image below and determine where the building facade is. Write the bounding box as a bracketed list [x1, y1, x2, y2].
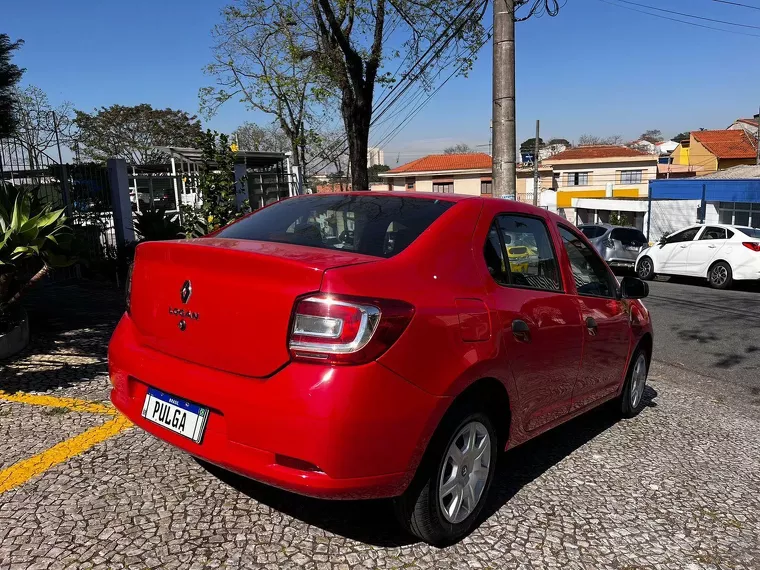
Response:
[669, 130, 757, 175]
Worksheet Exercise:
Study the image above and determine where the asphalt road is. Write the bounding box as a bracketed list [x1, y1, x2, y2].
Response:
[642, 277, 760, 389]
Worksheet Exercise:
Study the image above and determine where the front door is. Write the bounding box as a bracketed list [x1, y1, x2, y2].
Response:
[483, 215, 584, 432]
[557, 224, 631, 410]
[657, 226, 700, 273]
[687, 226, 729, 276]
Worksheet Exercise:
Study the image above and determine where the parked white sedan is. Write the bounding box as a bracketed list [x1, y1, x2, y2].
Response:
[636, 224, 760, 289]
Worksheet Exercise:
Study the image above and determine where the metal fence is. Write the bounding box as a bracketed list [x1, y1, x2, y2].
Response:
[0, 136, 117, 280]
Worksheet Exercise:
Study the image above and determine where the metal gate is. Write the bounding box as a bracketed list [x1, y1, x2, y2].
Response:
[0, 136, 117, 277]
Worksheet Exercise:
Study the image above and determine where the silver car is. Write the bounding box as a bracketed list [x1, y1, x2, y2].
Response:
[578, 224, 648, 270]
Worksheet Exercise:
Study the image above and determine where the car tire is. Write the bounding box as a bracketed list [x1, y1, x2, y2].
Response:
[619, 348, 649, 418]
[637, 256, 655, 281]
[708, 261, 733, 290]
[395, 407, 498, 546]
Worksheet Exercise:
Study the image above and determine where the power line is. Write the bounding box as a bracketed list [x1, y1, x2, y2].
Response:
[713, 0, 760, 10]
[596, 0, 760, 37]
[612, 0, 760, 30]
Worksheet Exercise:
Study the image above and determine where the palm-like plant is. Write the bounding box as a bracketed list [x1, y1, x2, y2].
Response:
[0, 183, 73, 325]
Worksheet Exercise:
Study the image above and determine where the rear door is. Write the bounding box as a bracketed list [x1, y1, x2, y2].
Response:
[657, 226, 700, 274]
[687, 226, 731, 276]
[556, 224, 631, 410]
[484, 214, 584, 432]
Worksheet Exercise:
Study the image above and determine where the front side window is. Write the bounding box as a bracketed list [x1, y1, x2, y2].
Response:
[699, 226, 727, 240]
[620, 170, 643, 184]
[218, 195, 453, 258]
[496, 215, 561, 291]
[667, 227, 700, 243]
[559, 225, 616, 298]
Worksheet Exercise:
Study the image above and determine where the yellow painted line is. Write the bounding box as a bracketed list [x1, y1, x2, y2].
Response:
[0, 390, 116, 415]
[0, 415, 132, 494]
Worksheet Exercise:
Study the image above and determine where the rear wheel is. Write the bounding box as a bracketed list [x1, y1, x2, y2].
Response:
[637, 256, 655, 281]
[708, 261, 732, 290]
[395, 409, 498, 546]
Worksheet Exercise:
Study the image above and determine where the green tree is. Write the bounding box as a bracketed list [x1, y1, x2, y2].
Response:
[0, 34, 24, 139]
[640, 129, 664, 144]
[672, 132, 690, 144]
[181, 131, 246, 237]
[519, 137, 544, 155]
[74, 104, 203, 164]
[368, 164, 390, 182]
[547, 138, 570, 147]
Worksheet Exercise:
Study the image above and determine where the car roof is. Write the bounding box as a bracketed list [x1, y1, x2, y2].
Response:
[327, 191, 476, 203]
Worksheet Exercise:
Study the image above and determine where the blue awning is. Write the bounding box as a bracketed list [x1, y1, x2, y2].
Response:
[649, 179, 760, 202]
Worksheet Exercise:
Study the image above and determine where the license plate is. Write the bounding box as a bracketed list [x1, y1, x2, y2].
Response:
[141, 388, 209, 443]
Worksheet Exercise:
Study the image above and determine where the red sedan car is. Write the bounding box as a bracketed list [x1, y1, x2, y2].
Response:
[109, 192, 653, 545]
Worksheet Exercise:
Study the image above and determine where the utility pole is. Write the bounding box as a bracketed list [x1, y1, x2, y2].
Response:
[493, 0, 516, 198]
[533, 119, 540, 206]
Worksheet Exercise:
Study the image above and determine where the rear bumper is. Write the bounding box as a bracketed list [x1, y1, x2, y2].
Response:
[109, 314, 449, 499]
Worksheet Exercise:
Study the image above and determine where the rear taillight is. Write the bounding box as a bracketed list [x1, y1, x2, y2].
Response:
[289, 295, 415, 365]
[742, 242, 760, 251]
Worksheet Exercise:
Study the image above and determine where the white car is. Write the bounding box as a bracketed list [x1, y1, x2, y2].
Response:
[636, 224, 760, 289]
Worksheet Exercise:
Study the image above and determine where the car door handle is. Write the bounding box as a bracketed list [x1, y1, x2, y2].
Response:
[585, 317, 598, 336]
[708, 244, 716, 249]
[511, 319, 531, 343]
[679, 245, 688, 248]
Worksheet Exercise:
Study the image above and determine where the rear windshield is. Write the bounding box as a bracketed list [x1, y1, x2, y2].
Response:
[737, 227, 760, 238]
[580, 226, 606, 238]
[610, 228, 647, 244]
[217, 195, 454, 257]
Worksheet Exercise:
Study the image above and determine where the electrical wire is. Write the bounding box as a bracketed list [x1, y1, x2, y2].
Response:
[612, 0, 760, 30]
[596, 0, 760, 37]
[713, 0, 760, 11]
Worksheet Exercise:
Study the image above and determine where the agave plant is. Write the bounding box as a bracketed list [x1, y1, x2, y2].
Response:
[133, 208, 183, 242]
[0, 183, 73, 323]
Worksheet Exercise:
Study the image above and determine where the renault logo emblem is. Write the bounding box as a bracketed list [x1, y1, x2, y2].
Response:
[180, 280, 192, 304]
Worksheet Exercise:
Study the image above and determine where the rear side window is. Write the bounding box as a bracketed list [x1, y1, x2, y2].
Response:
[489, 215, 562, 291]
[580, 226, 606, 239]
[218, 195, 453, 258]
[610, 228, 647, 245]
[699, 227, 727, 240]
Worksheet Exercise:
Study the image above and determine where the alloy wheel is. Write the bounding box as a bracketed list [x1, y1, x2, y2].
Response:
[438, 421, 491, 524]
[630, 353, 648, 409]
[638, 259, 652, 279]
[711, 265, 728, 287]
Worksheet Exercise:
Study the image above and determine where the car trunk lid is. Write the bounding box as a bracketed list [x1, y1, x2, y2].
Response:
[128, 238, 377, 377]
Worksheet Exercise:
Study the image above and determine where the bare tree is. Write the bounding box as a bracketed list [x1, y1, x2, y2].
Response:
[233, 122, 291, 153]
[13, 85, 75, 162]
[578, 134, 623, 146]
[640, 129, 664, 144]
[444, 143, 475, 154]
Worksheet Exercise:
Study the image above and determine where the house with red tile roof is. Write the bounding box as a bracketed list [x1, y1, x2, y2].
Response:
[727, 116, 759, 138]
[378, 153, 553, 201]
[670, 130, 757, 175]
[542, 145, 658, 228]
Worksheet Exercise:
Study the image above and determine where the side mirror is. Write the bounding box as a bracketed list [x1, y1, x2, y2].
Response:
[621, 276, 649, 299]
[658, 235, 669, 246]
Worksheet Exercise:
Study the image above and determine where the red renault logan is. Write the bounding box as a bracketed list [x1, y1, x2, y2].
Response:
[109, 192, 653, 545]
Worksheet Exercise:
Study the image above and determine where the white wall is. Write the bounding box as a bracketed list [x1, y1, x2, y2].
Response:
[647, 199, 719, 242]
[454, 175, 481, 196]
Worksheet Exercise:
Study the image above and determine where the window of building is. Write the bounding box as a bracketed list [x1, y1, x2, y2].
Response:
[566, 172, 589, 186]
[718, 202, 760, 228]
[494, 215, 562, 291]
[432, 182, 454, 193]
[480, 179, 493, 195]
[558, 225, 616, 298]
[620, 170, 643, 184]
[405, 177, 415, 190]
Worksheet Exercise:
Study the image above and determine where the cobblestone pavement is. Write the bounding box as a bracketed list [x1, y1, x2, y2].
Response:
[0, 283, 758, 569]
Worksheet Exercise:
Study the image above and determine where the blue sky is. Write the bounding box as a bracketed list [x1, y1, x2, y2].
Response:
[5, 0, 760, 166]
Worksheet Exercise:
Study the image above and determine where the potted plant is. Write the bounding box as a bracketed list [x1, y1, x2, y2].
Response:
[0, 182, 73, 359]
